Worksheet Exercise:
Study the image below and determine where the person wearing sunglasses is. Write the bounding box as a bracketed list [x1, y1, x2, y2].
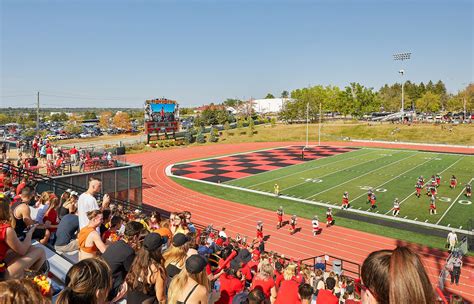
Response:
[359, 246, 435, 304]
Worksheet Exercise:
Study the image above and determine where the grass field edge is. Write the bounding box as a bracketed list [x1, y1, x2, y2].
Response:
[167, 168, 472, 235]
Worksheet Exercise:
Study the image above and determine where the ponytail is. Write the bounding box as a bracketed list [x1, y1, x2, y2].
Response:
[388, 247, 435, 304]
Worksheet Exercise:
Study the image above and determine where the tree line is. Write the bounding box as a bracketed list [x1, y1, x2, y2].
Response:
[280, 81, 473, 121]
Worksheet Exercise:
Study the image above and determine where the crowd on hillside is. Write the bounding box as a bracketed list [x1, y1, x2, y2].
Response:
[0, 166, 464, 304]
[2, 136, 116, 176]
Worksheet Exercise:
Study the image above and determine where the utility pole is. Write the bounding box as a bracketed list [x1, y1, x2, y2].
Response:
[36, 91, 40, 136]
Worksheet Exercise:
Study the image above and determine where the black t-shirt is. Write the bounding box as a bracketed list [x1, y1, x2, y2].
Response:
[55, 214, 79, 246]
[102, 240, 136, 300]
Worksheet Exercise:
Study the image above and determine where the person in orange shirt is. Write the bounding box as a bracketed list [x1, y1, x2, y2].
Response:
[78, 209, 107, 260]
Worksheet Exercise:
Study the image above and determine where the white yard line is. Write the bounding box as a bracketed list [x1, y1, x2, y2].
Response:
[305, 152, 419, 200]
[169, 172, 473, 235]
[436, 177, 474, 225]
[281, 151, 389, 191]
[384, 156, 466, 215]
[348, 157, 434, 205]
[247, 149, 376, 188]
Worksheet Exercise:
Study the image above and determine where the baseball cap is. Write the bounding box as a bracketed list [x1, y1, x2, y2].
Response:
[186, 254, 207, 274]
[172, 233, 190, 247]
[143, 233, 163, 252]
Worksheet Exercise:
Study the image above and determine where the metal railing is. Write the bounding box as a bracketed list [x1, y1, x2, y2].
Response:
[299, 254, 361, 279]
[4, 161, 364, 278]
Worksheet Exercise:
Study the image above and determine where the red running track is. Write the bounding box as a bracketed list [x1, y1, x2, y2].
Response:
[126, 142, 474, 302]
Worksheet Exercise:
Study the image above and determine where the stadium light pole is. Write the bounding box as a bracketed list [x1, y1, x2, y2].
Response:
[393, 52, 411, 118]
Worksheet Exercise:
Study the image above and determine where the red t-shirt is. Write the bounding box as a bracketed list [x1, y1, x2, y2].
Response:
[241, 262, 252, 281]
[46, 147, 53, 155]
[274, 270, 284, 288]
[0, 223, 11, 261]
[275, 279, 301, 304]
[69, 148, 78, 155]
[215, 274, 245, 304]
[43, 209, 58, 233]
[316, 289, 339, 304]
[345, 299, 361, 304]
[251, 277, 275, 298]
[16, 182, 26, 195]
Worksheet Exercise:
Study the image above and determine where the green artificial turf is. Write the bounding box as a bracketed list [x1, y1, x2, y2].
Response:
[171, 147, 474, 250]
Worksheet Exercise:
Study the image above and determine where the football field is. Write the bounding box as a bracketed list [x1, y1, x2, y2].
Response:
[224, 147, 473, 230]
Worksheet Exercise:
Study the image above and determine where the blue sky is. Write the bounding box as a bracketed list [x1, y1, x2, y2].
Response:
[1, 0, 472, 108]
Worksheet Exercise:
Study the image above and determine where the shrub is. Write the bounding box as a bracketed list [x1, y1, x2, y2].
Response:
[209, 127, 219, 142]
[196, 131, 206, 143]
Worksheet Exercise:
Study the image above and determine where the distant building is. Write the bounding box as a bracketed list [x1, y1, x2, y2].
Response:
[50, 112, 73, 116]
[251, 98, 291, 114]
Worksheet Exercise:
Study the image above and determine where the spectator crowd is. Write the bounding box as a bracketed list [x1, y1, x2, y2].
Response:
[0, 163, 463, 304]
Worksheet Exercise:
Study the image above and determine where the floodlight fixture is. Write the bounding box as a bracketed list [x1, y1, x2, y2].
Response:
[393, 52, 411, 61]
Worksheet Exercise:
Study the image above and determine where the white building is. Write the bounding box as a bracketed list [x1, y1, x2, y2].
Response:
[251, 98, 291, 114]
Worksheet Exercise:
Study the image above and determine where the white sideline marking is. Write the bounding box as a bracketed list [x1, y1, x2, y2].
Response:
[306, 152, 417, 200]
[281, 151, 385, 191]
[383, 156, 465, 215]
[169, 172, 473, 234]
[436, 178, 474, 225]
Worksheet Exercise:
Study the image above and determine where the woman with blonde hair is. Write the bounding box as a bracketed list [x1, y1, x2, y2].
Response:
[360, 246, 435, 304]
[168, 254, 209, 304]
[35, 191, 54, 223]
[251, 259, 277, 301]
[163, 233, 190, 281]
[275, 263, 300, 304]
[126, 233, 167, 304]
[0, 195, 46, 279]
[77, 210, 107, 260]
[56, 258, 112, 304]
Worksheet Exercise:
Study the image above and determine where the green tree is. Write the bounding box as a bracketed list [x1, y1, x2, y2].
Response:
[222, 99, 243, 108]
[247, 117, 255, 137]
[223, 121, 231, 132]
[216, 110, 230, 125]
[281, 90, 289, 98]
[237, 117, 244, 129]
[184, 131, 194, 144]
[64, 123, 82, 134]
[0, 113, 9, 124]
[416, 91, 441, 113]
[270, 117, 277, 127]
[209, 127, 219, 142]
[83, 111, 97, 120]
[265, 93, 275, 99]
[196, 131, 206, 143]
